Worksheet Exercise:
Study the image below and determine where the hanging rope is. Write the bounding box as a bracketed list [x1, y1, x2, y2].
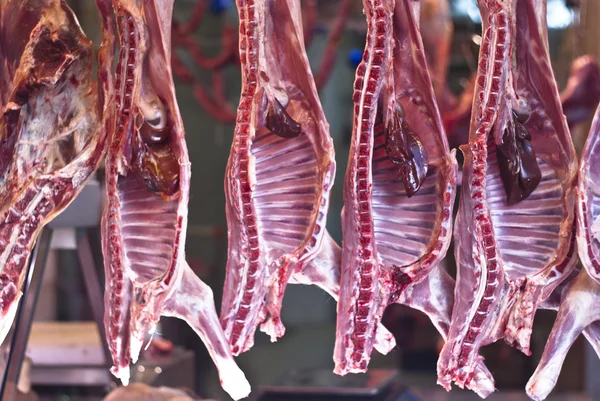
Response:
[170, 0, 353, 123]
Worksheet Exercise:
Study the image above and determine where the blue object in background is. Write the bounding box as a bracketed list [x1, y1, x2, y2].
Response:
[396, 391, 422, 401]
[348, 48, 363, 68]
[210, 0, 232, 14]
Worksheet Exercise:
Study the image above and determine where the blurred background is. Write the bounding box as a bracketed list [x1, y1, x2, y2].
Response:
[22, 1, 600, 400]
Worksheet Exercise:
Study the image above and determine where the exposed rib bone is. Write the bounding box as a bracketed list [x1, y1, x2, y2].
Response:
[333, 2, 490, 396]
[437, 0, 578, 393]
[96, 1, 249, 397]
[219, 0, 397, 359]
[527, 103, 600, 401]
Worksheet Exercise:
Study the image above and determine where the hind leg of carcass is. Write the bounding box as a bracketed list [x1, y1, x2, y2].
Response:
[526, 269, 600, 401]
[290, 232, 397, 355]
[163, 262, 251, 401]
[397, 266, 495, 398]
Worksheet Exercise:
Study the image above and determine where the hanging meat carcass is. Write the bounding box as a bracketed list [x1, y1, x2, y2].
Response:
[0, 0, 106, 343]
[219, 0, 396, 357]
[437, 0, 578, 392]
[95, 1, 250, 398]
[332, 0, 494, 396]
[525, 103, 600, 401]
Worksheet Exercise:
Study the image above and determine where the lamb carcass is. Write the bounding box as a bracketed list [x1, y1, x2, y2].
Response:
[95, 1, 249, 398]
[219, 0, 396, 357]
[437, 0, 578, 392]
[332, 0, 495, 395]
[525, 103, 600, 401]
[0, 0, 105, 344]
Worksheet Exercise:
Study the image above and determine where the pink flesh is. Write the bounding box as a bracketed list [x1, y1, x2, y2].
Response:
[525, 104, 600, 400]
[97, 1, 249, 397]
[0, 0, 105, 345]
[437, 0, 578, 392]
[219, 0, 396, 357]
[526, 270, 600, 401]
[334, 0, 477, 385]
[443, 57, 600, 149]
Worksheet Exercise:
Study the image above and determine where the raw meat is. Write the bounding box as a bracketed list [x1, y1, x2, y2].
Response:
[95, 1, 249, 398]
[526, 103, 600, 401]
[444, 56, 600, 149]
[560, 55, 600, 129]
[219, 0, 396, 357]
[437, 0, 578, 393]
[332, 1, 495, 396]
[0, 0, 105, 344]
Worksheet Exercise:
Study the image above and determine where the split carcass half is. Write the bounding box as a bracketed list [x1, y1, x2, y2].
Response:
[0, 0, 105, 344]
[526, 104, 600, 401]
[219, 0, 396, 357]
[437, 0, 578, 392]
[333, 0, 496, 395]
[96, 1, 250, 398]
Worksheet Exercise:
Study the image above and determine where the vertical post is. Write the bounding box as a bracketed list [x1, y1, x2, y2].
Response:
[0, 229, 52, 401]
[75, 229, 117, 385]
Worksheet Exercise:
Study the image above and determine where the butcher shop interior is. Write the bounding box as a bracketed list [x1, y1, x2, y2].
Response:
[2, 0, 600, 400]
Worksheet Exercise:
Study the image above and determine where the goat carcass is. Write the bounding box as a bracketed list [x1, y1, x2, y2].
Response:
[219, 0, 396, 357]
[332, 0, 494, 396]
[525, 103, 600, 401]
[96, 1, 249, 398]
[0, 0, 105, 343]
[437, 0, 578, 392]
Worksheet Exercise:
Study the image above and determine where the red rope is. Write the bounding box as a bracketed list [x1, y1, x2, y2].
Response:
[171, 0, 351, 121]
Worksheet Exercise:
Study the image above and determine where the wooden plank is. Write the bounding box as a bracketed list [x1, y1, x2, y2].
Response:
[27, 322, 104, 366]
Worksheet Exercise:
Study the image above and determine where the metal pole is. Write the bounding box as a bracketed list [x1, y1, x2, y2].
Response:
[75, 229, 114, 374]
[0, 228, 52, 401]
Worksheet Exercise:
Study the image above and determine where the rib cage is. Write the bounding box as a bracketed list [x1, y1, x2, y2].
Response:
[486, 152, 563, 278]
[253, 129, 319, 255]
[372, 126, 441, 266]
[221, 0, 339, 357]
[96, 2, 250, 398]
[437, 0, 578, 393]
[118, 176, 178, 281]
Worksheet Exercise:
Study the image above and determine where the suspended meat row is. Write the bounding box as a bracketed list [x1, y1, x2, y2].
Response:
[0, 1, 598, 401]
